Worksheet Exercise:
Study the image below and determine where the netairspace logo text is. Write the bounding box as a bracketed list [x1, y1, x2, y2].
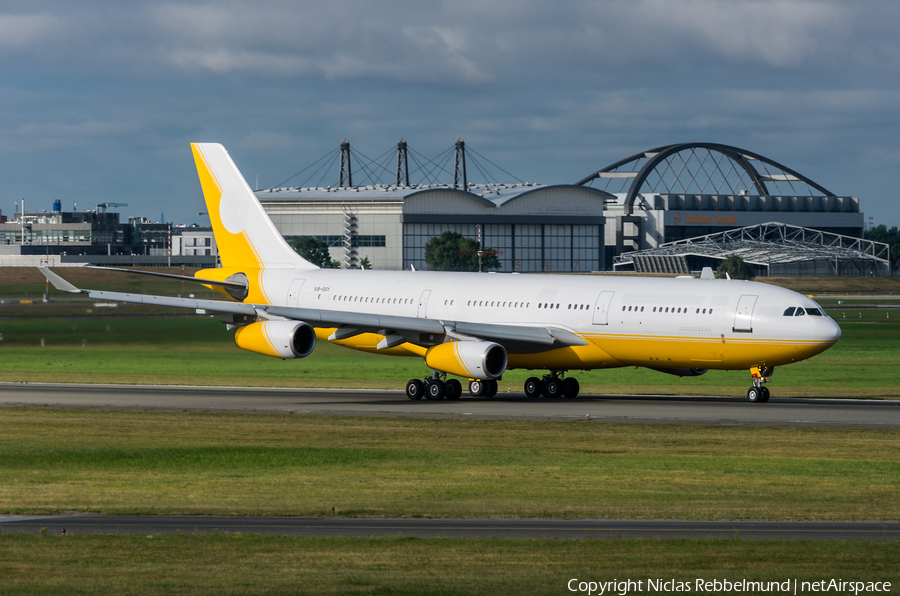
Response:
[567, 578, 892, 595]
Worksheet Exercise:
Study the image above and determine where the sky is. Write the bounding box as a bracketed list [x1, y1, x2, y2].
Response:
[2, 0, 899, 228]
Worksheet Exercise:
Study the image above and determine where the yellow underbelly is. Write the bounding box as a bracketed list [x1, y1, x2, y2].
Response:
[313, 328, 835, 372]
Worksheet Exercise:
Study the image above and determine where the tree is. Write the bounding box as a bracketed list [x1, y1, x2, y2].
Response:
[424, 231, 501, 272]
[359, 256, 372, 270]
[292, 236, 338, 268]
[865, 225, 900, 266]
[715, 255, 754, 280]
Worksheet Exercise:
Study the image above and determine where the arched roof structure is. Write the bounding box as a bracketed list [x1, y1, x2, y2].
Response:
[613, 222, 889, 276]
[576, 142, 836, 215]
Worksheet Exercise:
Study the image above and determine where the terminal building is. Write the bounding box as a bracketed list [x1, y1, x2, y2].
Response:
[1, 141, 876, 274]
[256, 141, 871, 274]
[0, 200, 216, 267]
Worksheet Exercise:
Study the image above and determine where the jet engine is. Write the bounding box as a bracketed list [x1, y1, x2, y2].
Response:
[650, 367, 709, 377]
[425, 341, 507, 380]
[234, 320, 316, 359]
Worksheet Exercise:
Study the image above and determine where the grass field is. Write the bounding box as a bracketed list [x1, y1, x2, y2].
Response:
[0, 311, 898, 397]
[1, 408, 898, 519]
[2, 271, 899, 592]
[1, 535, 897, 596]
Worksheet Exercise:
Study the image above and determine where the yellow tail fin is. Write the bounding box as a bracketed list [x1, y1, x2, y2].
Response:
[191, 143, 317, 271]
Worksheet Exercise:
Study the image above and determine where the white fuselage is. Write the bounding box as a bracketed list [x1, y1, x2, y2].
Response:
[260, 268, 841, 372]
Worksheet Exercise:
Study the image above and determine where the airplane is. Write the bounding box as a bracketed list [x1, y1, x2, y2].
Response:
[39, 143, 842, 403]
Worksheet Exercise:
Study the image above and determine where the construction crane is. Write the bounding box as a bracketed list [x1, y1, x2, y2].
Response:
[94, 202, 128, 213]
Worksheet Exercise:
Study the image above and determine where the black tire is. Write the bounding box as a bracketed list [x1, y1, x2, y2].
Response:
[544, 378, 562, 398]
[469, 380, 486, 397]
[760, 386, 770, 403]
[562, 377, 580, 398]
[524, 377, 542, 398]
[484, 379, 498, 398]
[425, 378, 445, 400]
[747, 387, 761, 402]
[406, 379, 424, 400]
[444, 379, 462, 400]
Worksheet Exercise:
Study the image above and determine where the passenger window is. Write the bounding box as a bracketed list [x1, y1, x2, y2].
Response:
[640, 306, 644, 312]
[783, 307, 796, 316]
[795, 308, 805, 316]
[628, 306, 632, 312]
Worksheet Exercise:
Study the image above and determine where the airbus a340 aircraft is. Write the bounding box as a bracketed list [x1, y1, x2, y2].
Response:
[40, 143, 842, 403]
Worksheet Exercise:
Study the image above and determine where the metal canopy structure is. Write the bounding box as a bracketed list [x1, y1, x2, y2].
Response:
[613, 222, 890, 277]
[577, 142, 836, 215]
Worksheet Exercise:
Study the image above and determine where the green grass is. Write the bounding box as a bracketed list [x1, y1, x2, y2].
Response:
[1, 311, 899, 397]
[1, 409, 898, 520]
[0, 535, 897, 595]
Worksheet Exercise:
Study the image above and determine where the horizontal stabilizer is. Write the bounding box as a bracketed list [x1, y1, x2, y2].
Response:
[86, 266, 248, 290]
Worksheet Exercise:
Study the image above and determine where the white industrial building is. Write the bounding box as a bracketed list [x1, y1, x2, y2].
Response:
[256, 141, 868, 274]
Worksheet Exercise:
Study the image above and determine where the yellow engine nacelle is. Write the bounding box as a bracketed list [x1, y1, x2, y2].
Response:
[425, 341, 507, 380]
[234, 320, 316, 359]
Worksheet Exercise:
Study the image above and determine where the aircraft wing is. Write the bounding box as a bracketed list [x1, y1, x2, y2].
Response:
[39, 268, 586, 352]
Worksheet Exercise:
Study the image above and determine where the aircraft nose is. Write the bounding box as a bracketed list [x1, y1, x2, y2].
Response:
[819, 317, 842, 343]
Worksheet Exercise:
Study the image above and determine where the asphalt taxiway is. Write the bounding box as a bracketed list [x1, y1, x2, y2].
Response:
[3, 383, 898, 542]
[1, 382, 898, 428]
[1, 515, 898, 541]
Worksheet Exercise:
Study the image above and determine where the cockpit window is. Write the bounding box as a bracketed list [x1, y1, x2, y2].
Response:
[783, 307, 796, 316]
[806, 308, 823, 316]
[794, 307, 806, 316]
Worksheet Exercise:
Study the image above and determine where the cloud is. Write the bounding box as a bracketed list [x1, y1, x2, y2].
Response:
[630, 0, 844, 68]
[0, 13, 62, 49]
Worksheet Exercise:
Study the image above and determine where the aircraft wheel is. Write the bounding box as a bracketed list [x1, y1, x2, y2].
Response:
[760, 386, 770, 403]
[425, 378, 445, 400]
[562, 377, 580, 398]
[444, 379, 462, 400]
[524, 377, 542, 398]
[484, 379, 499, 398]
[469, 380, 486, 397]
[406, 379, 425, 400]
[543, 378, 563, 398]
[747, 386, 762, 402]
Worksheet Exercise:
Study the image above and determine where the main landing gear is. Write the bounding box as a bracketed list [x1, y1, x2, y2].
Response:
[746, 366, 774, 403]
[405, 373, 499, 400]
[523, 371, 580, 399]
[406, 372, 462, 401]
[468, 379, 498, 398]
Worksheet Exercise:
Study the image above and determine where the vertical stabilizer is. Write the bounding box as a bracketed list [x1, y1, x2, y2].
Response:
[191, 143, 317, 271]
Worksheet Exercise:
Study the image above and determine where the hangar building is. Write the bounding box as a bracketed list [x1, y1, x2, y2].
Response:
[257, 141, 865, 273]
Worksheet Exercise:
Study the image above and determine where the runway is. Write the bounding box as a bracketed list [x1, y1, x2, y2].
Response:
[1, 382, 899, 428]
[3, 384, 898, 543]
[1, 514, 898, 541]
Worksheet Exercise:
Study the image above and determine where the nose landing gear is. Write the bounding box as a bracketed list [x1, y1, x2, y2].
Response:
[747, 366, 774, 403]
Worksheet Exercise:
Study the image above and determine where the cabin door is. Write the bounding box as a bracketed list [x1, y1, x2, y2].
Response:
[592, 291, 615, 325]
[733, 294, 758, 333]
[287, 279, 306, 307]
[417, 290, 431, 318]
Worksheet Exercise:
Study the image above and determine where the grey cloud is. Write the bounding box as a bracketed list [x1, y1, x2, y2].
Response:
[0, 13, 62, 49]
